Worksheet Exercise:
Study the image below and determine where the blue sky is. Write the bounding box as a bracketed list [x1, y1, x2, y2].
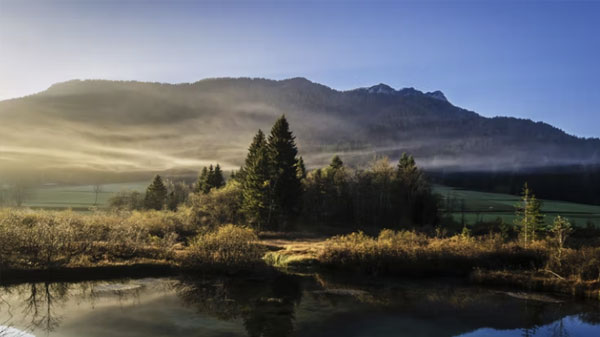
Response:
[1, 0, 599, 137]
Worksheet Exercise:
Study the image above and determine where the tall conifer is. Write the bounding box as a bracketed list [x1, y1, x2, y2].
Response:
[212, 164, 225, 189]
[144, 175, 167, 210]
[196, 167, 210, 194]
[241, 130, 272, 230]
[296, 156, 307, 180]
[267, 115, 302, 227]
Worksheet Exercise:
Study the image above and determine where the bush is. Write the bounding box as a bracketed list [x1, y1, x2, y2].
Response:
[185, 181, 244, 228]
[186, 224, 264, 269]
[125, 210, 195, 240]
[108, 191, 145, 210]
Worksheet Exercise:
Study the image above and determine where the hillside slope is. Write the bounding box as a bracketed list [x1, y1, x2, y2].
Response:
[1, 77, 598, 182]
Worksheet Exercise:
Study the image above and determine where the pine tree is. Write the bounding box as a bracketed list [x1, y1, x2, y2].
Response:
[397, 153, 419, 181]
[145, 175, 167, 210]
[267, 115, 302, 228]
[241, 130, 272, 230]
[515, 183, 545, 244]
[395, 153, 433, 226]
[296, 156, 306, 180]
[208, 164, 215, 188]
[197, 164, 225, 194]
[196, 167, 210, 194]
[329, 155, 344, 170]
[167, 191, 178, 211]
[211, 164, 225, 189]
[235, 166, 246, 182]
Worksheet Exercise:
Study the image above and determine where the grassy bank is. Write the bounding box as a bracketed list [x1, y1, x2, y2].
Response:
[0, 209, 266, 282]
[318, 230, 600, 299]
[2, 208, 600, 301]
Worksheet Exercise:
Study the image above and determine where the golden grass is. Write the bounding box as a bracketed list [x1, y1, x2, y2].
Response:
[0, 209, 263, 273]
[186, 224, 265, 269]
[319, 229, 600, 283]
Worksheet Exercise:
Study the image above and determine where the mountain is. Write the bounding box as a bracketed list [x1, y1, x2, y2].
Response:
[0, 77, 599, 183]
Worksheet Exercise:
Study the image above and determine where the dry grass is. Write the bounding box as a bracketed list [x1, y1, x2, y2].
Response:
[0, 209, 264, 273]
[319, 229, 600, 283]
[262, 237, 326, 268]
[0, 209, 177, 269]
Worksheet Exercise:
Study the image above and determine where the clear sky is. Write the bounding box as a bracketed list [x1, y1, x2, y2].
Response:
[1, 0, 599, 137]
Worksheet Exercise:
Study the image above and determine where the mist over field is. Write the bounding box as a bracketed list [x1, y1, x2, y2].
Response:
[1, 77, 599, 184]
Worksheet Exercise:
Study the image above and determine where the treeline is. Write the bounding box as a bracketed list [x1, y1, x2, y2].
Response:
[429, 166, 600, 206]
[110, 115, 439, 232]
[302, 154, 437, 229]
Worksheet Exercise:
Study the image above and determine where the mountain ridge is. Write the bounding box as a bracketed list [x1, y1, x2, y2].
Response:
[1, 77, 598, 182]
[36, 77, 597, 141]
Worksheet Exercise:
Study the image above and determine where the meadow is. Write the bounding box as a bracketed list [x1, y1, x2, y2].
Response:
[22, 181, 148, 210]
[435, 185, 600, 227]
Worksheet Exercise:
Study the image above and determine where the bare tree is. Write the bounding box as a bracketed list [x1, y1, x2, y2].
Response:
[10, 181, 30, 207]
[92, 183, 103, 206]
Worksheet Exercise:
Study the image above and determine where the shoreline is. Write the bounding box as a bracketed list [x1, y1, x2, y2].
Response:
[2, 241, 599, 302]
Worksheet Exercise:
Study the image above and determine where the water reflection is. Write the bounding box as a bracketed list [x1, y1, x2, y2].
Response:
[0, 273, 598, 337]
[176, 273, 302, 337]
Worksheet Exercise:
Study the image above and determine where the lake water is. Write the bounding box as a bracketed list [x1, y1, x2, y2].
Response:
[1, 273, 599, 337]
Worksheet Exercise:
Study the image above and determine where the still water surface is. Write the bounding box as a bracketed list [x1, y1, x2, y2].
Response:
[0, 273, 599, 337]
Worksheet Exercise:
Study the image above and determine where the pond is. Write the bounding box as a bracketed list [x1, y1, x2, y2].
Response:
[0, 273, 599, 337]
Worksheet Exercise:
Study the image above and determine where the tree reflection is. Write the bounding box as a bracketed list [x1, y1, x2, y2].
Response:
[0, 279, 147, 336]
[22, 282, 67, 333]
[176, 273, 302, 337]
[0, 275, 599, 337]
[550, 318, 570, 337]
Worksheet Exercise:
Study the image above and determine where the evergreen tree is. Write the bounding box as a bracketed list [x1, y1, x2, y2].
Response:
[208, 164, 215, 188]
[515, 183, 545, 244]
[235, 166, 246, 182]
[196, 167, 210, 194]
[211, 164, 226, 189]
[397, 153, 422, 187]
[241, 130, 272, 230]
[167, 191, 178, 211]
[395, 153, 433, 226]
[197, 164, 225, 194]
[145, 175, 167, 210]
[296, 156, 307, 180]
[267, 115, 302, 228]
[329, 155, 344, 170]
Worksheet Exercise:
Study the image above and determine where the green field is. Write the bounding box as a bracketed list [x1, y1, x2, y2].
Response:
[23, 181, 148, 210]
[16, 183, 600, 227]
[434, 185, 600, 227]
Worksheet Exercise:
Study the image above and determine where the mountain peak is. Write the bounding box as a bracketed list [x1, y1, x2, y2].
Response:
[425, 90, 448, 102]
[366, 83, 396, 94]
[353, 84, 448, 102]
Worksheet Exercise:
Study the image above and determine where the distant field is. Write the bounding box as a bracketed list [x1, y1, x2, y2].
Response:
[23, 181, 148, 211]
[434, 185, 600, 227]
[16, 183, 600, 227]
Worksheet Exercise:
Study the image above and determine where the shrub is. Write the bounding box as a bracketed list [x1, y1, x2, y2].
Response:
[186, 224, 264, 269]
[108, 190, 145, 210]
[125, 210, 195, 240]
[186, 181, 244, 228]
